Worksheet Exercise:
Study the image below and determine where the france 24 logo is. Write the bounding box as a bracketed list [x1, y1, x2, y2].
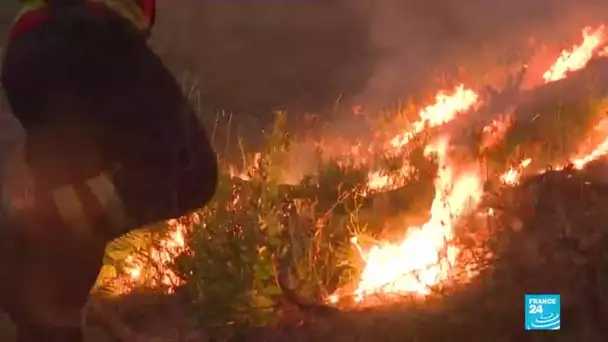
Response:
[525, 294, 560, 330]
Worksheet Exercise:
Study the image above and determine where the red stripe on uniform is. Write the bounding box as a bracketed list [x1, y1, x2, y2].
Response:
[139, 0, 155, 28]
[9, 2, 118, 40]
[9, 9, 52, 39]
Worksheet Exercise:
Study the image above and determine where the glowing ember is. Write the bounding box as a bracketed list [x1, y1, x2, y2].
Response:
[500, 158, 532, 185]
[121, 218, 189, 293]
[229, 165, 250, 181]
[542, 25, 607, 83]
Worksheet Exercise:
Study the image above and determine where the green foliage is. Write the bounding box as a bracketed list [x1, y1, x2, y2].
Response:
[172, 113, 294, 335]
[310, 159, 368, 215]
[168, 112, 379, 336]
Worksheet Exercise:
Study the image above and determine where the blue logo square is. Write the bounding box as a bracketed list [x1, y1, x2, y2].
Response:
[525, 294, 560, 330]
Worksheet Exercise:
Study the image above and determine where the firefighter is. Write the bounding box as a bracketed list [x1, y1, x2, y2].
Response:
[1, 0, 218, 341]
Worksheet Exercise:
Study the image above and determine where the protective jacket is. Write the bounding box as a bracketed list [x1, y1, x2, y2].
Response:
[1, 1, 217, 341]
[12, 0, 156, 38]
[3, 0, 217, 238]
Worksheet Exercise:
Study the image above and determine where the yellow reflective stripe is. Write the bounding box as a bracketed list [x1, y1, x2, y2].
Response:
[85, 173, 130, 229]
[15, 0, 48, 23]
[52, 185, 93, 234]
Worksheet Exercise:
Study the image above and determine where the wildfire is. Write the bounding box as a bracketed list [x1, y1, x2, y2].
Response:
[500, 158, 532, 185]
[330, 90, 484, 302]
[366, 85, 479, 193]
[542, 25, 607, 83]
[389, 85, 479, 149]
[500, 118, 608, 185]
[366, 167, 414, 193]
[115, 25, 608, 306]
[571, 121, 608, 168]
[120, 218, 189, 293]
[347, 139, 483, 302]
[480, 114, 513, 152]
[335, 24, 608, 305]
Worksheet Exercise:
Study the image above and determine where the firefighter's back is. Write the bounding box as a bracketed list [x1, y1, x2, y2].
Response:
[0, 3, 218, 340]
[3, 0, 218, 237]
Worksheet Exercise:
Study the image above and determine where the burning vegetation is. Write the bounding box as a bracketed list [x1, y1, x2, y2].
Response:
[87, 24, 608, 340]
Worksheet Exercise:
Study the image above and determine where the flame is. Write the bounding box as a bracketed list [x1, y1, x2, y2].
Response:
[389, 85, 479, 149]
[499, 117, 608, 186]
[480, 114, 513, 152]
[348, 85, 483, 300]
[120, 218, 189, 293]
[350, 139, 483, 302]
[500, 158, 532, 185]
[366, 85, 479, 193]
[572, 139, 608, 169]
[333, 25, 608, 304]
[366, 169, 410, 193]
[571, 119, 608, 168]
[116, 24, 608, 303]
[542, 25, 607, 83]
[496, 25, 608, 185]
[229, 164, 250, 181]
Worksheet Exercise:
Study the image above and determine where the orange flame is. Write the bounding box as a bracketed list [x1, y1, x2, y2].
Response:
[366, 86, 479, 193]
[333, 25, 608, 305]
[120, 219, 189, 293]
[500, 158, 532, 185]
[571, 118, 608, 168]
[117, 25, 608, 304]
[542, 25, 606, 83]
[348, 139, 483, 302]
[389, 85, 479, 149]
[500, 117, 608, 186]
[480, 114, 513, 152]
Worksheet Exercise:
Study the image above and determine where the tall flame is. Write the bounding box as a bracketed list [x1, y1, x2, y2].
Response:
[389, 85, 479, 149]
[335, 24, 608, 305]
[350, 139, 483, 302]
[542, 25, 606, 83]
[367, 85, 479, 192]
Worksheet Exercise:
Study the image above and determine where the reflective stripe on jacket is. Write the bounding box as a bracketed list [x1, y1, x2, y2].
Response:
[13, 0, 155, 36]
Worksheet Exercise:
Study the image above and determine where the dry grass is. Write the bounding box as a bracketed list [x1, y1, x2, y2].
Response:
[26, 160, 600, 342]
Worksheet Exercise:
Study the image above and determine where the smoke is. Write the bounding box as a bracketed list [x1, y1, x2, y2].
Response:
[303, 0, 608, 183]
[358, 0, 608, 108]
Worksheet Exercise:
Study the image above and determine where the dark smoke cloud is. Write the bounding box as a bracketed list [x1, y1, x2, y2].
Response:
[152, 1, 372, 123]
[359, 0, 608, 108]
